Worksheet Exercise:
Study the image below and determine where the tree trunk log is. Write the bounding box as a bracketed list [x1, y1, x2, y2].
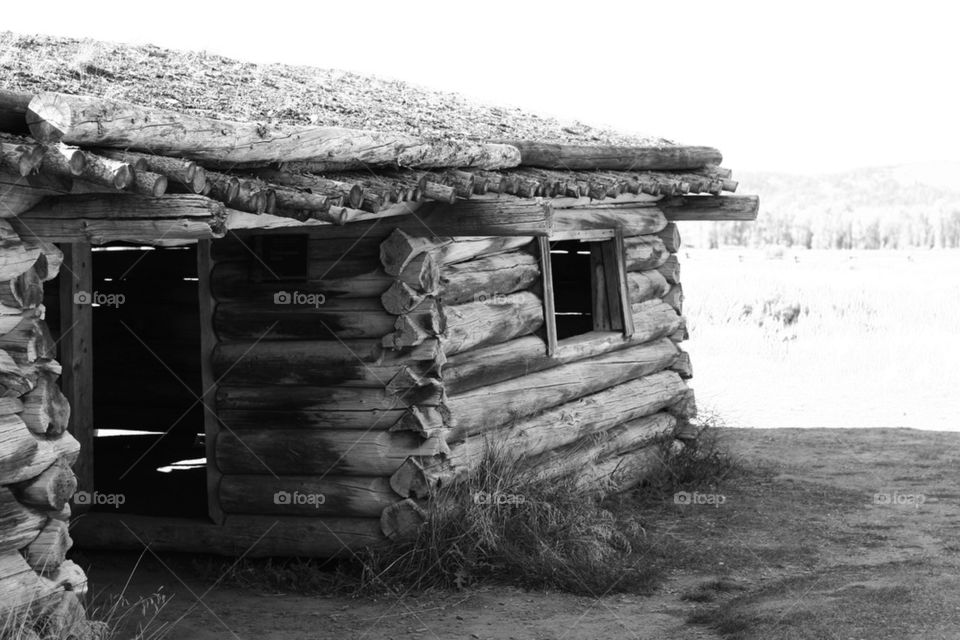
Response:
[505, 141, 722, 171]
[21, 371, 70, 436]
[0, 268, 43, 312]
[395, 200, 552, 237]
[656, 223, 681, 253]
[212, 339, 443, 387]
[94, 148, 206, 193]
[380, 499, 426, 540]
[438, 251, 539, 305]
[627, 270, 671, 305]
[380, 228, 532, 276]
[212, 298, 399, 341]
[26, 92, 521, 169]
[216, 383, 444, 413]
[446, 338, 678, 440]
[210, 261, 394, 302]
[623, 235, 669, 271]
[13, 458, 76, 511]
[521, 411, 677, 484]
[660, 195, 759, 221]
[23, 518, 71, 575]
[552, 206, 667, 237]
[216, 429, 447, 476]
[441, 291, 543, 356]
[217, 408, 407, 431]
[0, 220, 41, 282]
[443, 300, 681, 394]
[0, 487, 46, 554]
[219, 475, 399, 518]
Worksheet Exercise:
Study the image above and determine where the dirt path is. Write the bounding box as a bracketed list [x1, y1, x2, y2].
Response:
[76, 427, 960, 639]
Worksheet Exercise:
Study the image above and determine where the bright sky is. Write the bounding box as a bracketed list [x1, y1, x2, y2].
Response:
[3, 1, 959, 174]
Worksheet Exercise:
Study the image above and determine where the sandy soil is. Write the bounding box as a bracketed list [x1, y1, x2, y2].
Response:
[74, 427, 960, 639]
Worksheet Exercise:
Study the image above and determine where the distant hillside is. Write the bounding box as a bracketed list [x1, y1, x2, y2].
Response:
[687, 164, 960, 249]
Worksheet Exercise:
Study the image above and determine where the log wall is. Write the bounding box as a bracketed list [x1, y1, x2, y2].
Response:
[202, 207, 698, 546]
[0, 221, 87, 618]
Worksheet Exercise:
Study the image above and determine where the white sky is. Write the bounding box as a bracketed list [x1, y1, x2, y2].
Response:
[3, 0, 959, 174]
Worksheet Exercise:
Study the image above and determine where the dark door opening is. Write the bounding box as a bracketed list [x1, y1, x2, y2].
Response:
[47, 244, 207, 517]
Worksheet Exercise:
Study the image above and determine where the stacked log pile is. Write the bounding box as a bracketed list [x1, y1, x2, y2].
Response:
[0, 222, 90, 626]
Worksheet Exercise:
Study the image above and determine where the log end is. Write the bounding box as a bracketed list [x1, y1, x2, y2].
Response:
[26, 94, 72, 144]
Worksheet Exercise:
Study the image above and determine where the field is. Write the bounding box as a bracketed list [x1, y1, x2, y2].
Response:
[682, 248, 960, 430]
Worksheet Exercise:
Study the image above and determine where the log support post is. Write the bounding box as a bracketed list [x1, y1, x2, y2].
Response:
[58, 243, 93, 509]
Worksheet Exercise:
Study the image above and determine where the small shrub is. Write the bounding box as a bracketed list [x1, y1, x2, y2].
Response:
[358, 443, 664, 596]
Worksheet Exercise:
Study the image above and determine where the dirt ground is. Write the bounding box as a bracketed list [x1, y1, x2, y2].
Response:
[71, 426, 960, 639]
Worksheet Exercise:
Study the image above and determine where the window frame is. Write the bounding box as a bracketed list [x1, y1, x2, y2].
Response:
[538, 228, 634, 357]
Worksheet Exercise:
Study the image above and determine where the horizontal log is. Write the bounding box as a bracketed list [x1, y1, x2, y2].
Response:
[0, 220, 41, 282]
[0, 310, 54, 364]
[670, 349, 693, 379]
[14, 193, 225, 219]
[657, 223, 681, 253]
[93, 148, 206, 193]
[660, 195, 759, 221]
[380, 499, 426, 540]
[442, 291, 543, 356]
[250, 169, 363, 208]
[575, 441, 677, 493]
[213, 298, 398, 341]
[26, 92, 521, 169]
[219, 475, 398, 518]
[12, 458, 76, 511]
[411, 376, 686, 494]
[397, 200, 552, 237]
[21, 371, 70, 436]
[0, 267, 43, 312]
[0, 487, 46, 554]
[521, 411, 677, 484]
[1, 430, 79, 486]
[69, 513, 386, 557]
[212, 339, 443, 387]
[443, 300, 682, 394]
[623, 235, 669, 271]
[24, 518, 71, 575]
[663, 284, 684, 314]
[217, 408, 407, 431]
[0, 171, 48, 217]
[210, 262, 389, 301]
[0, 136, 43, 176]
[551, 205, 667, 236]
[216, 429, 447, 475]
[446, 337, 678, 440]
[26, 239, 63, 281]
[0, 551, 46, 613]
[656, 254, 680, 284]
[217, 383, 444, 412]
[506, 141, 722, 171]
[12, 201, 225, 244]
[627, 270, 671, 305]
[380, 229, 533, 276]
[438, 251, 539, 305]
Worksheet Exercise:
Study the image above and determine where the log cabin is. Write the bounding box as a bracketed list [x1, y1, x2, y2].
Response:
[0, 63, 757, 621]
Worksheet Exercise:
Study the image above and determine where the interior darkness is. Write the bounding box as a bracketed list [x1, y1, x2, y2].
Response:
[46, 245, 207, 517]
[549, 240, 594, 339]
